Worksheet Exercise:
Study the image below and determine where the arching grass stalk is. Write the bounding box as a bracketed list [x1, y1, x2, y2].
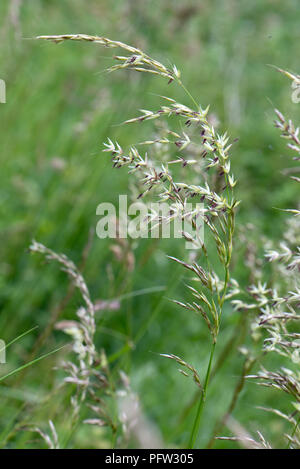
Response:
[189, 197, 235, 448]
[189, 341, 216, 448]
[37, 34, 238, 449]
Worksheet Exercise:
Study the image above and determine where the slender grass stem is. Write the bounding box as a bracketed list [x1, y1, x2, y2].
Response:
[177, 79, 199, 109]
[188, 341, 216, 448]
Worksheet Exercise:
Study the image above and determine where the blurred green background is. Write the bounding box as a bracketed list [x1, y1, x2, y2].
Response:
[0, 0, 299, 448]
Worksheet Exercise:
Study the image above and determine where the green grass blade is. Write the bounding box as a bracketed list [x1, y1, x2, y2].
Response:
[0, 345, 66, 383]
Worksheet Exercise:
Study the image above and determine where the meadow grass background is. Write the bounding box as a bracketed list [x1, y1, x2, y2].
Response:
[0, 0, 299, 448]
